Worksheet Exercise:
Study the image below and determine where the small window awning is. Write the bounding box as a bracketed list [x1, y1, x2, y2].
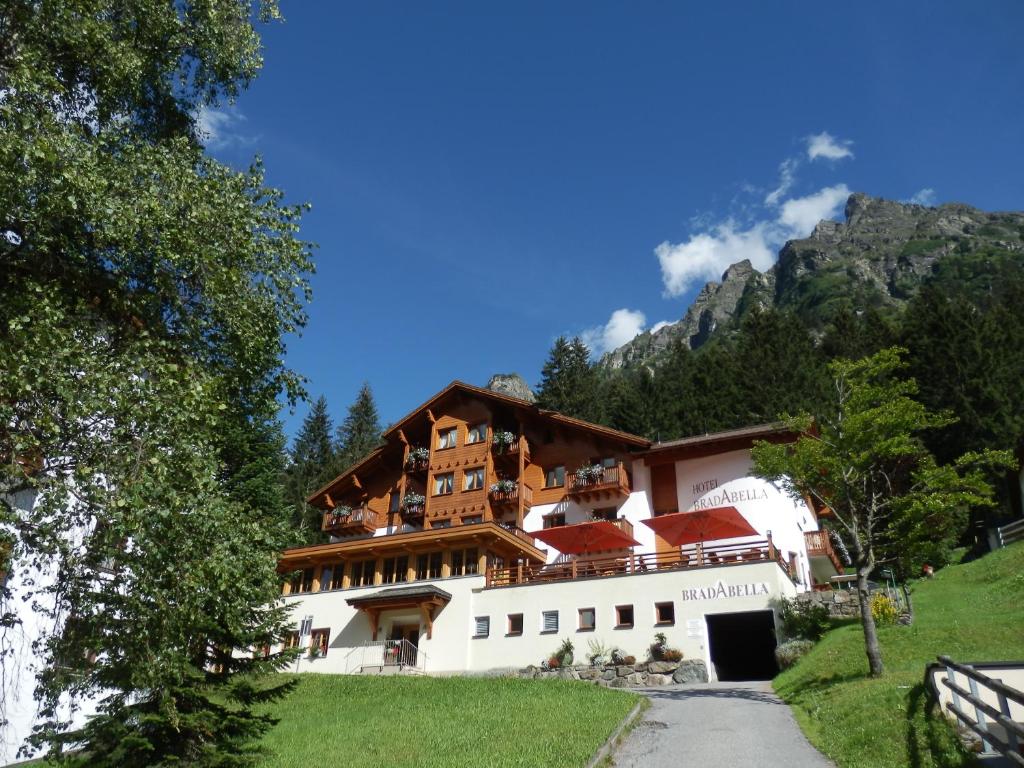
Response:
[532, 520, 638, 555]
[641, 506, 757, 546]
[346, 585, 452, 640]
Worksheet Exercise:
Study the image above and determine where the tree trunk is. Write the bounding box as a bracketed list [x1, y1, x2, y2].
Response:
[856, 565, 885, 677]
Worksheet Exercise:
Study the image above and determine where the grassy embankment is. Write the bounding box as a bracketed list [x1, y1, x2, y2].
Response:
[775, 542, 1024, 768]
[256, 675, 638, 768]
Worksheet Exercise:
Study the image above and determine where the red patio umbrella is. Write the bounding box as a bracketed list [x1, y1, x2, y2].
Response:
[641, 506, 757, 546]
[532, 520, 639, 555]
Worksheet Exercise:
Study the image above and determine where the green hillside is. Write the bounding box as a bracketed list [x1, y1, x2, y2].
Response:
[775, 543, 1024, 768]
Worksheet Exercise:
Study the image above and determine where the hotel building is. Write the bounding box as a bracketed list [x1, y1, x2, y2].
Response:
[276, 382, 842, 680]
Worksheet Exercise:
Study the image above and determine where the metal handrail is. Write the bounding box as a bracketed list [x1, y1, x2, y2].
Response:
[937, 656, 1024, 763]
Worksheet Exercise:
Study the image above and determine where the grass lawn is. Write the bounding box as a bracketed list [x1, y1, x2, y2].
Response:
[255, 675, 638, 768]
[774, 542, 1024, 768]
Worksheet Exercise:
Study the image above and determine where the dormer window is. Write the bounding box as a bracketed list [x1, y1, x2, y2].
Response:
[437, 427, 457, 450]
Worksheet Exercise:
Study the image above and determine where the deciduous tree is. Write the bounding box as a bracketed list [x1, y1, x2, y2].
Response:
[751, 348, 1010, 677]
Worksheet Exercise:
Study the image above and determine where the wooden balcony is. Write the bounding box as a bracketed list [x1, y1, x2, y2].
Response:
[405, 457, 429, 474]
[804, 530, 844, 574]
[488, 483, 533, 512]
[322, 505, 381, 536]
[567, 462, 630, 502]
[485, 538, 794, 587]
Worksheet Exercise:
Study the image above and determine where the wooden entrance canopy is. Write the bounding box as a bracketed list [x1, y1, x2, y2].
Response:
[346, 584, 452, 640]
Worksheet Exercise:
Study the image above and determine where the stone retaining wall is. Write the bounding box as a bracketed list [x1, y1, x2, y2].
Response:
[517, 659, 708, 687]
[794, 589, 861, 618]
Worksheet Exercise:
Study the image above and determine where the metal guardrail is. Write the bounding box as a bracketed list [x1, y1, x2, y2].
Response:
[994, 519, 1024, 549]
[937, 656, 1024, 765]
[347, 639, 427, 674]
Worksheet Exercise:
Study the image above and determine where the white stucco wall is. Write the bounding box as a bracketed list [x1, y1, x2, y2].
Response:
[281, 560, 797, 677]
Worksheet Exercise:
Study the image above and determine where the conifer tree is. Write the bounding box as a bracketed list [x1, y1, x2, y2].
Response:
[536, 336, 601, 422]
[336, 382, 383, 472]
[286, 396, 337, 541]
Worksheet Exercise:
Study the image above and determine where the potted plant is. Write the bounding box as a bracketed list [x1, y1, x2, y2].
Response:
[406, 447, 429, 470]
[402, 492, 425, 515]
[308, 644, 321, 660]
[575, 464, 605, 485]
[330, 504, 353, 524]
[489, 478, 517, 495]
[492, 430, 516, 453]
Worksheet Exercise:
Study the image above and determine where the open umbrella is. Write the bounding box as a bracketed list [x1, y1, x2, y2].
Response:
[532, 520, 639, 555]
[641, 506, 757, 546]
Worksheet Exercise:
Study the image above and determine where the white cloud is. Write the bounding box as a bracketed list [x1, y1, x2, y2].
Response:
[778, 184, 851, 237]
[806, 131, 854, 161]
[195, 105, 255, 149]
[581, 308, 648, 356]
[656, 184, 852, 298]
[764, 157, 799, 207]
[907, 188, 937, 206]
[656, 221, 775, 298]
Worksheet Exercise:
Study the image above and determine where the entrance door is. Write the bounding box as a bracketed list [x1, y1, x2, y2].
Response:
[388, 624, 420, 667]
[705, 610, 778, 681]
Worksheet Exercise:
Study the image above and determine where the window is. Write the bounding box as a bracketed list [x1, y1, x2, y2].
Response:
[597, 456, 616, 469]
[474, 616, 490, 638]
[507, 613, 523, 636]
[451, 547, 478, 576]
[437, 427, 457, 450]
[284, 631, 301, 649]
[466, 422, 487, 444]
[319, 565, 333, 591]
[463, 467, 485, 491]
[352, 560, 376, 587]
[461, 515, 483, 526]
[431, 519, 451, 529]
[616, 605, 634, 628]
[592, 507, 617, 522]
[382, 556, 409, 584]
[389, 491, 401, 513]
[417, 552, 443, 580]
[655, 601, 675, 625]
[545, 465, 565, 488]
[578, 607, 596, 631]
[541, 610, 559, 633]
[543, 513, 565, 529]
[330, 562, 345, 590]
[310, 628, 330, 657]
[291, 568, 314, 594]
[433, 472, 454, 496]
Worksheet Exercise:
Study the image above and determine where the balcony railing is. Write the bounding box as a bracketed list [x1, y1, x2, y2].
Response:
[567, 462, 630, 500]
[804, 530, 844, 574]
[485, 538, 793, 587]
[488, 483, 533, 510]
[322, 505, 381, 536]
[496, 521, 539, 548]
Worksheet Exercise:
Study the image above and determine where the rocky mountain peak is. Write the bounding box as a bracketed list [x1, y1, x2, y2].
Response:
[486, 373, 535, 403]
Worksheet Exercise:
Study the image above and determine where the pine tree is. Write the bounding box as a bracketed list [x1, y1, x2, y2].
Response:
[536, 336, 601, 422]
[286, 396, 337, 543]
[336, 382, 383, 472]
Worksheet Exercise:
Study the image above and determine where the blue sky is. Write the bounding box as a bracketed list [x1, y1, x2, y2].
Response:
[202, 1, 1024, 441]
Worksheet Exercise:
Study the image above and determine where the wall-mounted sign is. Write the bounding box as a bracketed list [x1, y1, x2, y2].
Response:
[692, 477, 719, 496]
[686, 619, 703, 638]
[681, 581, 770, 601]
[691, 485, 769, 511]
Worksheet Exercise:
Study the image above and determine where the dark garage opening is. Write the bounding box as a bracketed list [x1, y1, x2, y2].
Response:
[706, 610, 778, 681]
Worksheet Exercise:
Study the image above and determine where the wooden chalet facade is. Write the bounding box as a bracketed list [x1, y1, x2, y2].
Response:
[275, 382, 842, 678]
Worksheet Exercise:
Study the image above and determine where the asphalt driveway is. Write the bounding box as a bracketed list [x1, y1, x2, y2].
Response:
[612, 681, 834, 768]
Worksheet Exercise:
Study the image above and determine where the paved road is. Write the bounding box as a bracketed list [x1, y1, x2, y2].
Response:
[613, 682, 835, 768]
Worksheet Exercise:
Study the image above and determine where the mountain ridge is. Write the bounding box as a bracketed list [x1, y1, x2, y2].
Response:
[601, 193, 1024, 370]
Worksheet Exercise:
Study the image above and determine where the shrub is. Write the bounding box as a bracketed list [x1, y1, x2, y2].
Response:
[555, 637, 574, 666]
[546, 656, 560, 669]
[871, 594, 899, 626]
[586, 638, 611, 666]
[622, 655, 636, 665]
[780, 597, 832, 641]
[775, 639, 815, 670]
[647, 632, 682, 662]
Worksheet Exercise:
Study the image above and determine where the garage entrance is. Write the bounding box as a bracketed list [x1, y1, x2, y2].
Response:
[706, 610, 778, 681]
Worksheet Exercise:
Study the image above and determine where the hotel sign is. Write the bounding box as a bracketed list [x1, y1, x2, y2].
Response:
[691, 485, 769, 511]
[681, 580, 770, 601]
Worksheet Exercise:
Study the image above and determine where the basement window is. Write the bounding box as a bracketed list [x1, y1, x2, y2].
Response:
[616, 605, 634, 628]
[507, 613, 524, 636]
[578, 608, 596, 631]
[474, 616, 490, 638]
[655, 602, 676, 626]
